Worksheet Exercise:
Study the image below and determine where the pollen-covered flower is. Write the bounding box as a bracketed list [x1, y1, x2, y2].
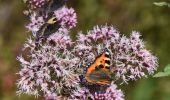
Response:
[75, 25, 158, 83]
[17, 32, 80, 97]
[54, 6, 77, 29]
[26, 13, 44, 34]
[70, 84, 124, 100]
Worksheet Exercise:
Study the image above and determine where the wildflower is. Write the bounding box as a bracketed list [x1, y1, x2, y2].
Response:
[75, 25, 158, 83]
[48, 32, 73, 49]
[26, 13, 44, 34]
[17, 0, 158, 99]
[114, 31, 158, 82]
[69, 87, 92, 100]
[70, 84, 124, 100]
[54, 6, 77, 29]
[17, 33, 80, 97]
[26, 0, 46, 9]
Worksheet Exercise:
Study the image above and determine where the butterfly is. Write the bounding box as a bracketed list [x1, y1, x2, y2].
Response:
[80, 48, 113, 86]
[37, 16, 60, 38]
[37, 0, 68, 39]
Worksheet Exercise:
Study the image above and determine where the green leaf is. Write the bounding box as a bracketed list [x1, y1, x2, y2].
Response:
[153, 72, 170, 77]
[153, 64, 170, 77]
[153, 2, 170, 8]
[23, 0, 27, 3]
[164, 64, 170, 71]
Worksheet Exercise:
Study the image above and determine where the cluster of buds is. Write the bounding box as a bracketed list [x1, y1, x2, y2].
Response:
[25, 0, 46, 9]
[54, 7, 77, 29]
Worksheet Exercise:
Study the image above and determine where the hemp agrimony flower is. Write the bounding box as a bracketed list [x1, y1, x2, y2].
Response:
[17, 0, 80, 98]
[17, 0, 158, 99]
[75, 26, 158, 83]
[70, 84, 124, 100]
[54, 6, 77, 29]
[17, 33, 80, 97]
[26, 13, 45, 33]
[25, 0, 46, 9]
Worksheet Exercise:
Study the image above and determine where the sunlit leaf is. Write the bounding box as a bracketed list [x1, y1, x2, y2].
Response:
[164, 64, 170, 71]
[23, 0, 27, 3]
[153, 64, 170, 77]
[153, 72, 170, 77]
[153, 2, 170, 8]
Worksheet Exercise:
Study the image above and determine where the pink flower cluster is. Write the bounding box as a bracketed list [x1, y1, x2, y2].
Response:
[26, 13, 44, 33]
[54, 6, 77, 29]
[114, 32, 158, 82]
[25, 1, 77, 37]
[17, 0, 158, 100]
[70, 84, 124, 100]
[75, 26, 158, 83]
[17, 35, 80, 97]
[26, 0, 46, 9]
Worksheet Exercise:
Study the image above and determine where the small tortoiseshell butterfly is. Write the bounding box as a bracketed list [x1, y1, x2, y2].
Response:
[80, 48, 112, 86]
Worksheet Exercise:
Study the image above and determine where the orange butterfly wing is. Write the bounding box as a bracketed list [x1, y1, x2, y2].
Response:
[85, 49, 111, 85]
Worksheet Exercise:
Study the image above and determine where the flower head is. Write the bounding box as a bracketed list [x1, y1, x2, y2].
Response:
[17, 32, 80, 97]
[75, 25, 158, 83]
[114, 31, 158, 82]
[54, 6, 77, 29]
[26, 13, 44, 34]
[26, 0, 46, 9]
[17, 0, 158, 99]
[70, 84, 124, 100]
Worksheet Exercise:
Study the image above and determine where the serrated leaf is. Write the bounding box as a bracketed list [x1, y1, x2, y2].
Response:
[153, 2, 170, 8]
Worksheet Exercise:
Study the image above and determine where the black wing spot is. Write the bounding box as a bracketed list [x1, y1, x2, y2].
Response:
[105, 60, 110, 65]
[95, 66, 100, 70]
[98, 65, 104, 68]
[105, 66, 110, 69]
[105, 54, 110, 58]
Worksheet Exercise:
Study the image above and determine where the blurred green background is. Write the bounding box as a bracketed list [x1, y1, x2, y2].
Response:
[0, 0, 170, 100]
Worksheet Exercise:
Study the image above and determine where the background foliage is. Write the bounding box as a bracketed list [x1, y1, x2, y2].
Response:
[0, 0, 170, 100]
